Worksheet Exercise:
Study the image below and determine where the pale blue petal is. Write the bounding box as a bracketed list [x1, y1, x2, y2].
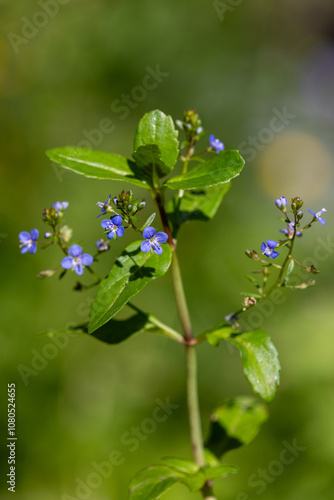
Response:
[116, 226, 124, 237]
[101, 219, 111, 229]
[68, 244, 82, 257]
[155, 232, 168, 243]
[152, 242, 163, 255]
[61, 256, 73, 269]
[111, 215, 122, 226]
[29, 242, 37, 254]
[30, 228, 39, 241]
[20, 245, 30, 254]
[107, 229, 116, 240]
[74, 264, 84, 275]
[81, 253, 94, 266]
[141, 240, 151, 253]
[19, 231, 31, 242]
[143, 227, 156, 239]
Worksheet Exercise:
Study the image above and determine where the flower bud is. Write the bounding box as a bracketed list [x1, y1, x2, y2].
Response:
[245, 249, 260, 261]
[37, 269, 56, 278]
[275, 196, 287, 211]
[291, 197, 303, 212]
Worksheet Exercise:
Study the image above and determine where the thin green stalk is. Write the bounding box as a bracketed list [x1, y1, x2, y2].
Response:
[185, 342, 205, 466]
[152, 188, 217, 499]
[170, 252, 194, 342]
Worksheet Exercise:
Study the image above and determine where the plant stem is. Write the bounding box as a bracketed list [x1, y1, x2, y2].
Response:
[153, 187, 217, 499]
[170, 252, 194, 342]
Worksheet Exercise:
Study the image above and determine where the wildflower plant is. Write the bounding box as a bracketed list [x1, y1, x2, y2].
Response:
[20, 109, 327, 500]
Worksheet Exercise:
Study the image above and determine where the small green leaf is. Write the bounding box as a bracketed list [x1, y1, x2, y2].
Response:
[162, 457, 199, 474]
[46, 147, 149, 189]
[165, 150, 245, 190]
[89, 241, 172, 333]
[133, 110, 179, 177]
[141, 212, 157, 230]
[84, 313, 162, 344]
[129, 463, 205, 500]
[205, 397, 268, 458]
[204, 324, 236, 347]
[167, 183, 230, 236]
[245, 275, 261, 290]
[287, 259, 295, 276]
[201, 464, 238, 480]
[202, 326, 280, 402]
[230, 330, 280, 402]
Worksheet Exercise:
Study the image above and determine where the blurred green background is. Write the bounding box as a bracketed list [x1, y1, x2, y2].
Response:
[1, 0, 334, 498]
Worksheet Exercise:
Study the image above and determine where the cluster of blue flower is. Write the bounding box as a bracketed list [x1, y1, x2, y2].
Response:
[18, 196, 169, 277]
[260, 196, 327, 260]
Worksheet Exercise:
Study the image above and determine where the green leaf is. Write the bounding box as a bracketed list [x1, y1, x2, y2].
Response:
[167, 183, 230, 236]
[202, 326, 280, 402]
[133, 110, 179, 177]
[201, 464, 238, 480]
[46, 147, 150, 189]
[165, 150, 245, 190]
[205, 397, 268, 458]
[88, 241, 172, 333]
[141, 212, 157, 230]
[129, 457, 238, 499]
[231, 330, 280, 402]
[162, 457, 199, 475]
[129, 464, 204, 500]
[84, 312, 162, 344]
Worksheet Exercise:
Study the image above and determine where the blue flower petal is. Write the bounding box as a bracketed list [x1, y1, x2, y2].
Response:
[155, 232, 168, 243]
[261, 242, 266, 252]
[152, 242, 163, 255]
[74, 264, 84, 275]
[270, 250, 280, 259]
[116, 226, 125, 237]
[267, 240, 278, 249]
[61, 256, 73, 269]
[318, 217, 326, 226]
[308, 209, 316, 217]
[107, 229, 116, 240]
[143, 227, 156, 239]
[30, 228, 39, 241]
[141, 240, 151, 253]
[62, 201, 69, 210]
[19, 231, 31, 242]
[101, 219, 112, 229]
[52, 201, 62, 211]
[68, 244, 82, 257]
[29, 242, 37, 254]
[81, 253, 94, 266]
[111, 215, 122, 226]
[20, 245, 30, 254]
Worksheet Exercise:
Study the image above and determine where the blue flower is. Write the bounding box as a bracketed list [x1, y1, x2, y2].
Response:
[96, 195, 112, 218]
[209, 134, 224, 153]
[96, 239, 109, 253]
[279, 222, 302, 239]
[308, 208, 327, 226]
[101, 215, 124, 239]
[141, 227, 168, 255]
[61, 244, 93, 275]
[52, 201, 69, 211]
[275, 196, 287, 211]
[19, 229, 39, 254]
[261, 240, 279, 259]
